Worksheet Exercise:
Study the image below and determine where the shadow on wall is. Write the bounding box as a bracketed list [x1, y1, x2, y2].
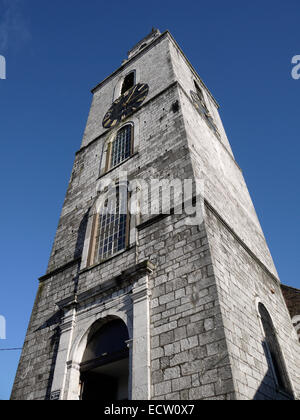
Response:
[31, 213, 90, 400]
[74, 210, 90, 260]
[35, 261, 82, 400]
[45, 326, 61, 400]
[253, 341, 294, 401]
[292, 316, 300, 342]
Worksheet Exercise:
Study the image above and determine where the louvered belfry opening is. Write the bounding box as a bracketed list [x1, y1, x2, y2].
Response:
[121, 72, 135, 95]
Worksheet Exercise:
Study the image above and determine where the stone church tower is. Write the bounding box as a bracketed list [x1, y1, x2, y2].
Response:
[11, 29, 300, 400]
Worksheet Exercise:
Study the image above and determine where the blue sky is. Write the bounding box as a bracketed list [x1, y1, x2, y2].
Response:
[0, 0, 299, 400]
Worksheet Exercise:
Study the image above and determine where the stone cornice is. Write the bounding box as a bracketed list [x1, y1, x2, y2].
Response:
[56, 260, 155, 309]
[136, 196, 280, 287]
[204, 199, 280, 286]
[39, 257, 81, 283]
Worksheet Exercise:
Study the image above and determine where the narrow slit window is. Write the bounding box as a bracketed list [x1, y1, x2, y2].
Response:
[111, 125, 133, 168]
[121, 72, 135, 95]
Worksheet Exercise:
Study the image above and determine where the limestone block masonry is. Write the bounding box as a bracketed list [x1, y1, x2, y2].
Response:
[11, 29, 300, 400]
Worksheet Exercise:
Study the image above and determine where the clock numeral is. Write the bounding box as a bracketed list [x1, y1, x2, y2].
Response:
[138, 90, 148, 97]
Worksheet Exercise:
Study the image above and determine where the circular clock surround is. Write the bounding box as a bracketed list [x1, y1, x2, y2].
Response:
[190, 90, 220, 137]
[191, 90, 207, 113]
[103, 83, 149, 129]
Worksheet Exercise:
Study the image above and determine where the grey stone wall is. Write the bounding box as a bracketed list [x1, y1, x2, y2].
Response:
[140, 213, 235, 400]
[205, 205, 300, 399]
[177, 78, 278, 278]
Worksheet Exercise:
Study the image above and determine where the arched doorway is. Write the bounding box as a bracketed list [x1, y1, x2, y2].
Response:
[80, 318, 129, 400]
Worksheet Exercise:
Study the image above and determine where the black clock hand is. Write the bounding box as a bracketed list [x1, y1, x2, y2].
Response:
[123, 85, 137, 106]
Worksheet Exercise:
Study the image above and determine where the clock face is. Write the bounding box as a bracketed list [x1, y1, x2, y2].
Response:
[103, 83, 149, 129]
[191, 90, 219, 137]
[191, 90, 208, 114]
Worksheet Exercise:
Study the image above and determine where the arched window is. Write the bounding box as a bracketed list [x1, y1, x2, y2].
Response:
[109, 124, 133, 169]
[80, 318, 129, 400]
[89, 182, 129, 265]
[121, 72, 135, 95]
[258, 303, 293, 395]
